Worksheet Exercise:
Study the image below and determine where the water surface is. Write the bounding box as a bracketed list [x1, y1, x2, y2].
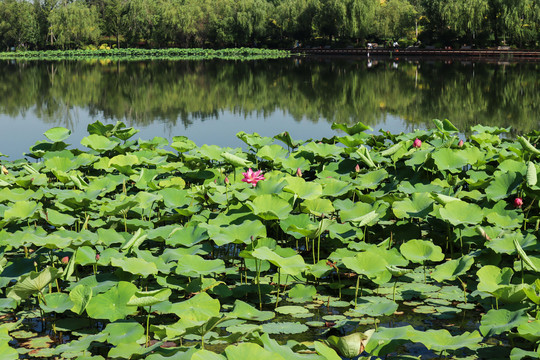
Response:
[0, 58, 538, 158]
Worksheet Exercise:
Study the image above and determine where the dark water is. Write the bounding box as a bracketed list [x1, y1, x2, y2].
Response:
[0, 57, 538, 158]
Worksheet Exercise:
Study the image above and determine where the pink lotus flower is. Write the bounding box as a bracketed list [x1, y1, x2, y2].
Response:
[296, 168, 302, 177]
[514, 197, 523, 208]
[458, 139, 464, 147]
[355, 164, 360, 173]
[413, 138, 422, 148]
[242, 168, 265, 187]
[224, 176, 230, 185]
[61, 256, 69, 264]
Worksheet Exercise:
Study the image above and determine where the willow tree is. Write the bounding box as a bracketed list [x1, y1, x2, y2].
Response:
[48, 0, 101, 48]
[0, 0, 40, 49]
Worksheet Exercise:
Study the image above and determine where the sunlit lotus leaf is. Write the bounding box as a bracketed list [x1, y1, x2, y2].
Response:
[527, 161, 538, 187]
[410, 329, 481, 352]
[7, 267, 60, 301]
[284, 177, 322, 200]
[197, 144, 225, 161]
[158, 187, 190, 208]
[314, 341, 342, 360]
[226, 343, 285, 360]
[207, 220, 266, 246]
[325, 331, 372, 358]
[485, 172, 522, 201]
[4, 200, 41, 221]
[486, 233, 537, 255]
[44, 156, 76, 172]
[53, 333, 108, 356]
[307, 260, 334, 278]
[107, 341, 161, 359]
[342, 252, 391, 284]
[355, 168, 388, 190]
[480, 308, 529, 337]
[517, 320, 540, 343]
[438, 200, 483, 226]
[351, 297, 398, 317]
[171, 136, 196, 152]
[274, 131, 303, 149]
[316, 177, 352, 197]
[229, 300, 274, 321]
[85, 281, 138, 321]
[300, 198, 334, 217]
[127, 288, 171, 307]
[192, 349, 227, 360]
[432, 148, 468, 171]
[299, 142, 343, 159]
[175, 255, 225, 277]
[170, 292, 220, 323]
[167, 224, 208, 247]
[44, 208, 76, 226]
[492, 284, 528, 303]
[392, 192, 434, 219]
[278, 156, 310, 172]
[43, 127, 71, 142]
[365, 325, 415, 357]
[0, 188, 42, 203]
[485, 201, 523, 229]
[252, 247, 306, 276]
[69, 284, 93, 315]
[111, 257, 158, 277]
[75, 246, 97, 266]
[400, 240, 444, 264]
[0, 339, 18, 360]
[257, 145, 288, 162]
[281, 213, 318, 238]
[288, 284, 317, 302]
[332, 121, 372, 135]
[510, 347, 540, 360]
[262, 322, 309, 335]
[386, 266, 412, 277]
[236, 131, 274, 149]
[81, 134, 119, 151]
[524, 280, 540, 305]
[104, 321, 145, 345]
[499, 159, 527, 174]
[275, 306, 310, 315]
[433, 118, 459, 133]
[431, 255, 474, 282]
[40, 292, 74, 313]
[221, 151, 252, 167]
[108, 154, 140, 175]
[246, 194, 292, 220]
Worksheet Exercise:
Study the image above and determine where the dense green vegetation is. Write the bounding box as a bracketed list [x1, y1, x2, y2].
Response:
[0, 59, 538, 137]
[1, 120, 540, 359]
[0, 0, 539, 50]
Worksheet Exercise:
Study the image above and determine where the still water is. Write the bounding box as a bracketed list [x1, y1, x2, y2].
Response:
[0, 57, 538, 158]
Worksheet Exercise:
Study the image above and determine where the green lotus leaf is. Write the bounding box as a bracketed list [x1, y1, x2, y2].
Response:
[314, 341, 342, 360]
[44, 127, 71, 142]
[431, 255, 474, 282]
[400, 240, 444, 264]
[492, 284, 528, 303]
[479, 308, 529, 337]
[261, 322, 309, 335]
[410, 329, 481, 352]
[108, 154, 140, 174]
[433, 118, 459, 133]
[486, 233, 537, 255]
[351, 297, 398, 317]
[432, 148, 468, 171]
[299, 142, 343, 159]
[69, 284, 93, 315]
[7, 267, 60, 301]
[175, 255, 225, 277]
[251, 247, 306, 276]
[104, 321, 145, 345]
[207, 220, 266, 246]
[477, 266, 514, 293]
[44, 156, 76, 172]
[392, 192, 434, 219]
[275, 306, 310, 315]
[86, 281, 138, 321]
[75, 246, 97, 266]
[167, 224, 208, 247]
[4, 200, 41, 221]
[510, 347, 540, 360]
[40, 292, 74, 313]
[111, 257, 158, 277]
[229, 300, 275, 321]
[0, 340, 18, 360]
[527, 161, 538, 187]
[365, 325, 416, 357]
[300, 198, 334, 217]
[170, 292, 220, 323]
[386, 265, 413, 277]
[237, 131, 274, 149]
[44, 208, 76, 226]
[484, 201, 523, 229]
[192, 349, 227, 360]
[281, 213, 318, 238]
[325, 331, 371, 358]
[127, 288, 172, 307]
[524, 280, 540, 305]
[331, 121, 372, 135]
[438, 201, 483, 226]
[225, 343, 285, 360]
[342, 252, 391, 284]
[256, 145, 288, 162]
[81, 134, 119, 151]
[284, 177, 322, 200]
[355, 168, 388, 190]
[288, 284, 317, 302]
[221, 151, 252, 167]
[317, 177, 352, 197]
[517, 320, 540, 343]
[485, 171, 522, 201]
[170, 136, 196, 152]
[53, 333, 107, 356]
[246, 194, 292, 220]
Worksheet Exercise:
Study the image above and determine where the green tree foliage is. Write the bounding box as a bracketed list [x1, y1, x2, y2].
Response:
[0, 0, 39, 49]
[374, 0, 416, 40]
[48, 1, 101, 49]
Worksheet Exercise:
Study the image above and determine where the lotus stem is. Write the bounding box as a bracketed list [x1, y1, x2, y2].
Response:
[354, 275, 360, 308]
[145, 306, 152, 347]
[275, 268, 281, 308]
[393, 279, 397, 302]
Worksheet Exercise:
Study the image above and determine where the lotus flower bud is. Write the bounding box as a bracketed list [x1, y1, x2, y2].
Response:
[413, 138, 422, 148]
[355, 164, 360, 173]
[61, 256, 69, 264]
[458, 139, 464, 147]
[1, 165, 8, 175]
[296, 168, 302, 177]
[225, 176, 230, 185]
[96, 254, 100, 261]
[514, 197, 523, 208]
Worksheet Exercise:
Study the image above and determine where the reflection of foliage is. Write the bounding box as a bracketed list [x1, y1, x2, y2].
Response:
[0, 59, 538, 133]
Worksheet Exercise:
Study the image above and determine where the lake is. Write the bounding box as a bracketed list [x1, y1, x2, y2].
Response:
[0, 57, 538, 158]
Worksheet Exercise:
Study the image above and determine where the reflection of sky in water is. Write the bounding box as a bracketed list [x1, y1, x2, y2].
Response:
[0, 106, 416, 159]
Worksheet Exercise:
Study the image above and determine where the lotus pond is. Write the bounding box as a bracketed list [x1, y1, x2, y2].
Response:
[0, 120, 539, 359]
